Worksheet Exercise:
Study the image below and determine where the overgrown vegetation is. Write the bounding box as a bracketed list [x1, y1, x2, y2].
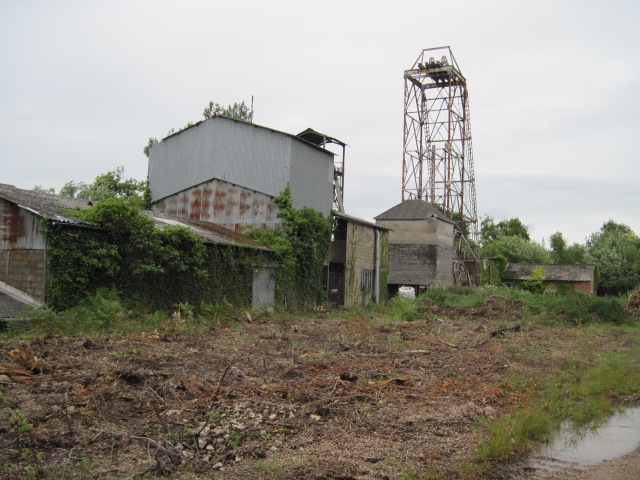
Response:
[474, 349, 640, 469]
[2, 285, 639, 479]
[479, 216, 640, 296]
[44, 199, 263, 312]
[35, 166, 150, 209]
[245, 185, 333, 310]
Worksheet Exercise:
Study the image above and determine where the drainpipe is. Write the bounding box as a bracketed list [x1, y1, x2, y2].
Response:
[374, 229, 380, 304]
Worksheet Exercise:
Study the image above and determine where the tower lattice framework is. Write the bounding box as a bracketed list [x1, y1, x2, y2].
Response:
[402, 47, 478, 244]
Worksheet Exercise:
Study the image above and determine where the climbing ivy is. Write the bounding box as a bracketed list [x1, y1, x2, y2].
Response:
[44, 199, 263, 311]
[245, 185, 332, 310]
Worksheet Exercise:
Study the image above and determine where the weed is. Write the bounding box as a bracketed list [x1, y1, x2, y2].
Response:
[387, 296, 419, 322]
[9, 409, 33, 434]
[207, 410, 221, 423]
[474, 348, 640, 471]
[230, 319, 243, 332]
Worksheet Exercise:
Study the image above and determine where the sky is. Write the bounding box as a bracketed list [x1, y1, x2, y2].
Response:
[1, 0, 639, 245]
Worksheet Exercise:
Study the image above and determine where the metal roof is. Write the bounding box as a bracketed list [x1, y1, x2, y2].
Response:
[297, 128, 347, 148]
[333, 211, 392, 230]
[0, 184, 270, 251]
[503, 263, 595, 282]
[162, 116, 335, 157]
[144, 211, 271, 250]
[374, 199, 454, 223]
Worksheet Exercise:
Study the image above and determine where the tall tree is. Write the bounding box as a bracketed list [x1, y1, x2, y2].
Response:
[549, 231, 589, 264]
[480, 216, 530, 246]
[586, 221, 640, 295]
[481, 235, 552, 264]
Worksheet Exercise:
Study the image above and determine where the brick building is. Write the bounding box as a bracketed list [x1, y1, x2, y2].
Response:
[502, 263, 596, 295]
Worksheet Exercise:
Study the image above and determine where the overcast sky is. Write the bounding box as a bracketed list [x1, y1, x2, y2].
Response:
[2, 0, 638, 245]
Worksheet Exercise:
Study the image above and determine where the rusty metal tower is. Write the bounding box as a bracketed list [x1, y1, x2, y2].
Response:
[402, 46, 478, 242]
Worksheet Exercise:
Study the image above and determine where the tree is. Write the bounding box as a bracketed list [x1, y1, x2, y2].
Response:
[549, 231, 590, 264]
[481, 235, 552, 264]
[586, 221, 640, 295]
[480, 216, 530, 246]
[203, 100, 251, 121]
[57, 167, 150, 209]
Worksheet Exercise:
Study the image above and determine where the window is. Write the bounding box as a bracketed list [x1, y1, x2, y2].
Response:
[361, 269, 374, 292]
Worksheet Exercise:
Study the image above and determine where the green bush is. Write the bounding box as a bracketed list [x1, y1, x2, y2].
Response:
[44, 198, 262, 312]
[245, 185, 332, 310]
[387, 296, 419, 322]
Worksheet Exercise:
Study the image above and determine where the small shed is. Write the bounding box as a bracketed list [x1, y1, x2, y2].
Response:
[375, 199, 455, 294]
[0, 184, 277, 309]
[502, 263, 596, 295]
[329, 212, 390, 306]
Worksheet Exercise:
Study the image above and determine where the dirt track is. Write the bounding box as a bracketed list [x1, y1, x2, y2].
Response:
[0, 300, 638, 479]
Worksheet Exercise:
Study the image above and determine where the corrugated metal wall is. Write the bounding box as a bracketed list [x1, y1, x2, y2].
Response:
[289, 138, 333, 216]
[0, 199, 45, 250]
[0, 199, 47, 300]
[148, 117, 334, 220]
[152, 178, 279, 231]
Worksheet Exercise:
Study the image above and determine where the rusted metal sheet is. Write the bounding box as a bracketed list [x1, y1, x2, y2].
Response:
[152, 178, 279, 232]
[148, 116, 334, 217]
[0, 199, 45, 250]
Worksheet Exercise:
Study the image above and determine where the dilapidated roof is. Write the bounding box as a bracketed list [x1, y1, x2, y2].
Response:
[297, 128, 347, 148]
[503, 263, 595, 282]
[145, 211, 271, 250]
[0, 184, 270, 251]
[0, 183, 91, 225]
[374, 199, 454, 223]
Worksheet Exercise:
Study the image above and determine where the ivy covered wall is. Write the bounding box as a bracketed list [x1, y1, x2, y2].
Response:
[44, 199, 268, 311]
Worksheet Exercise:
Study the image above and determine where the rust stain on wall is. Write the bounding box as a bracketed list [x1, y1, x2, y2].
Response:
[190, 188, 202, 220]
[152, 179, 281, 230]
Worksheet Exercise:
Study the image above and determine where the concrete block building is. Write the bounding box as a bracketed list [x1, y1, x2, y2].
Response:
[329, 213, 390, 306]
[375, 199, 455, 295]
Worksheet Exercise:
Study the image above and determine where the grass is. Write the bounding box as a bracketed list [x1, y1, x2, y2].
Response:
[3, 284, 638, 480]
[7, 290, 240, 338]
[473, 347, 640, 469]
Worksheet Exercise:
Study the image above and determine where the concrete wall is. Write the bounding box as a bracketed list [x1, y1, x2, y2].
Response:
[378, 217, 453, 246]
[376, 217, 454, 287]
[343, 222, 389, 306]
[0, 250, 46, 302]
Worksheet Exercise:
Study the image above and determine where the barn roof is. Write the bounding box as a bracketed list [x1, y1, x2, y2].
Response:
[374, 199, 454, 223]
[503, 263, 595, 282]
[0, 183, 91, 225]
[0, 184, 270, 250]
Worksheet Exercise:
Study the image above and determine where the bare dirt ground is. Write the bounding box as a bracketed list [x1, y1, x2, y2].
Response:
[0, 298, 638, 479]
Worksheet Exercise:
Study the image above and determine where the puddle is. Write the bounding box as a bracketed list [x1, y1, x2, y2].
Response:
[527, 407, 640, 471]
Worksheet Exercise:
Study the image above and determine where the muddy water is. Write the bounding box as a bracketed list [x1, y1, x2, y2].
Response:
[527, 407, 640, 472]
